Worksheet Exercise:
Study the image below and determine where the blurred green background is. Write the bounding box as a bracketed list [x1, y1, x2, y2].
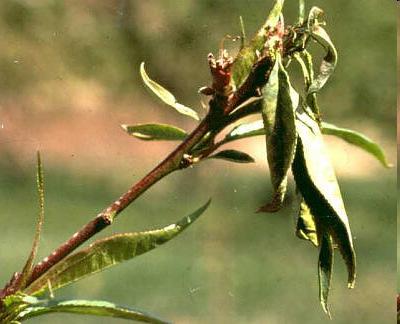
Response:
[0, 1, 396, 323]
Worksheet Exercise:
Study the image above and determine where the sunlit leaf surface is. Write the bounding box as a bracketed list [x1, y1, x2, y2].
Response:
[140, 62, 199, 120]
[321, 122, 392, 168]
[16, 299, 169, 324]
[121, 123, 187, 141]
[25, 200, 211, 296]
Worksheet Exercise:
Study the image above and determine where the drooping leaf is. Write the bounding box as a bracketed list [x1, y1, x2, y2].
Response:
[210, 149, 255, 164]
[307, 25, 337, 97]
[321, 122, 392, 168]
[318, 233, 334, 318]
[18, 152, 45, 290]
[16, 299, 169, 324]
[231, 0, 284, 87]
[140, 62, 199, 120]
[293, 53, 310, 91]
[292, 105, 356, 290]
[293, 50, 321, 119]
[296, 199, 319, 247]
[121, 123, 187, 141]
[25, 200, 211, 296]
[260, 56, 280, 133]
[294, 50, 315, 93]
[259, 55, 298, 212]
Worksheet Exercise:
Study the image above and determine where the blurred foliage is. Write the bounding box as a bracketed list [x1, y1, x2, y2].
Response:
[0, 0, 395, 128]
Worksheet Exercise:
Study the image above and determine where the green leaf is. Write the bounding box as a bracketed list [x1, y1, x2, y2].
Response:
[318, 233, 334, 318]
[210, 149, 255, 164]
[18, 152, 45, 290]
[140, 62, 199, 120]
[292, 105, 356, 290]
[229, 96, 262, 115]
[239, 16, 246, 49]
[293, 50, 320, 119]
[260, 57, 280, 138]
[121, 123, 187, 141]
[321, 122, 392, 168]
[0, 293, 39, 323]
[307, 6, 324, 29]
[293, 51, 313, 91]
[25, 200, 211, 296]
[298, 0, 305, 24]
[259, 55, 298, 212]
[223, 119, 391, 169]
[231, 0, 284, 87]
[307, 25, 337, 96]
[302, 8, 337, 120]
[16, 299, 169, 324]
[296, 199, 319, 247]
[224, 120, 265, 144]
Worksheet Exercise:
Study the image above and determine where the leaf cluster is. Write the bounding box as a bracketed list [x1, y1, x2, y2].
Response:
[121, 0, 389, 317]
[0, 0, 390, 322]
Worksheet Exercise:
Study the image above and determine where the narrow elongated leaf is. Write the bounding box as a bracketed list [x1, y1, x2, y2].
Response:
[25, 200, 211, 296]
[318, 233, 334, 318]
[140, 62, 199, 120]
[239, 16, 246, 49]
[259, 55, 298, 212]
[223, 119, 390, 169]
[298, 0, 305, 24]
[19, 152, 45, 289]
[16, 299, 169, 324]
[210, 149, 255, 164]
[293, 50, 320, 119]
[232, 0, 284, 87]
[321, 122, 392, 168]
[260, 57, 280, 135]
[296, 199, 319, 247]
[224, 120, 265, 143]
[121, 123, 187, 141]
[292, 105, 356, 289]
[229, 96, 262, 115]
[293, 52, 311, 90]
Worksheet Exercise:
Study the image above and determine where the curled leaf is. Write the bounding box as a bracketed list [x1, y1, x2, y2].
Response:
[210, 149, 255, 164]
[292, 105, 356, 290]
[296, 199, 319, 247]
[259, 55, 298, 212]
[318, 233, 334, 318]
[121, 123, 187, 141]
[307, 6, 325, 29]
[140, 62, 199, 120]
[25, 200, 211, 296]
[321, 122, 392, 168]
[307, 25, 337, 96]
[16, 299, 169, 324]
